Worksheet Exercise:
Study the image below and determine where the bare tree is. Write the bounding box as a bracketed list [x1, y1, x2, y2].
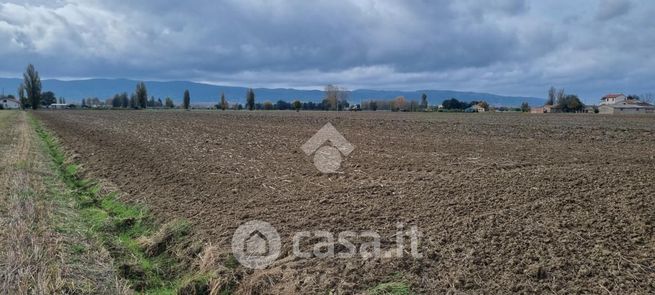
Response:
[324, 84, 349, 111]
[556, 88, 566, 105]
[640, 93, 653, 104]
[547, 86, 556, 105]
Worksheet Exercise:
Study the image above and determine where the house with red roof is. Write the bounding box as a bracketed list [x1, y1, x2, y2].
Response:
[599, 93, 655, 114]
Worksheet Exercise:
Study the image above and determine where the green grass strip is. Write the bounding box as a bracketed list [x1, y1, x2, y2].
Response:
[29, 114, 202, 294]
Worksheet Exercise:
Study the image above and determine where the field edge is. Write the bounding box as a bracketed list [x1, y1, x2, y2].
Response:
[29, 112, 233, 294]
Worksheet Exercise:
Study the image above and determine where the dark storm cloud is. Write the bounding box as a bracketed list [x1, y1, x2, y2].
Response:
[596, 0, 632, 20]
[0, 0, 654, 101]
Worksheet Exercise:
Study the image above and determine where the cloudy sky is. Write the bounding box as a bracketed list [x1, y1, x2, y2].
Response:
[0, 0, 653, 100]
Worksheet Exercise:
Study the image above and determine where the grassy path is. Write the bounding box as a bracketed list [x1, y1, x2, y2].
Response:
[0, 111, 129, 294]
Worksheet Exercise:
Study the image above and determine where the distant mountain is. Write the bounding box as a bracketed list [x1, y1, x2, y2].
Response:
[0, 78, 544, 107]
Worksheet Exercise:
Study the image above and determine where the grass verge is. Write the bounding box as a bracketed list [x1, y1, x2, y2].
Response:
[0, 111, 129, 294]
[29, 114, 214, 294]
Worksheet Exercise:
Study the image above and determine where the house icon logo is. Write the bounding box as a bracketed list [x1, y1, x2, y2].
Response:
[231, 220, 281, 269]
[301, 123, 355, 173]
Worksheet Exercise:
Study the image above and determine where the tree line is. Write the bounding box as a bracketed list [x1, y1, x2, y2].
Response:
[7, 66, 482, 112]
[7, 64, 548, 113]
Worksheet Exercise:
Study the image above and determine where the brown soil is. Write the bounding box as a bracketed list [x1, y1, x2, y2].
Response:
[34, 110, 655, 294]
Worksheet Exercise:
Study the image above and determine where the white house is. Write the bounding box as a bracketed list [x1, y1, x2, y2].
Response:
[600, 93, 627, 105]
[1, 98, 20, 109]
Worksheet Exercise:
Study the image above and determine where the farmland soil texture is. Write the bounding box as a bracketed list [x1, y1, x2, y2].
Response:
[34, 110, 655, 294]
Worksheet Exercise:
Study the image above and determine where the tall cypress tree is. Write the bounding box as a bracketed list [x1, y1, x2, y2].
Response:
[420, 93, 428, 111]
[220, 92, 227, 110]
[246, 88, 255, 111]
[22, 64, 41, 110]
[135, 82, 148, 109]
[183, 89, 191, 110]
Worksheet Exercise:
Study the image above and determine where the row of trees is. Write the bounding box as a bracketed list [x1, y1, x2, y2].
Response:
[105, 93, 174, 109]
[102, 87, 258, 110]
[230, 86, 427, 112]
[104, 82, 150, 109]
[9, 71, 427, 112]
[249, 93, 427, 112]
[95, 84, 586, 114]
[7, 67, 528, 113]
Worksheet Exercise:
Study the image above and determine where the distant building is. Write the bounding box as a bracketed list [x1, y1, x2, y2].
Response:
[464, 104, 486, 113]
[598, 93, 655, 114]
[472, 104, 486, 112]
[49, 103, 68, 109]
[600, 93, 627, 105]
[544, 104, 562, 113]
[1, 98, 20, 109]
[531, 104, 560, 113]
[599, 101, 655, 114]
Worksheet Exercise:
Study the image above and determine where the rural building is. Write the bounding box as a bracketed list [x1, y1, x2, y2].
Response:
[600, 93, 626, 105]
[49, 103, 68, 109]
[598, 93, 655, 115]
[531, 104, 559, 113]
[547, 105, 563, 113]
[598, 101, 655, 114]
[1, 98, 20, 109]
[472, 104, 486, 112]
[464, 103, 486, 113]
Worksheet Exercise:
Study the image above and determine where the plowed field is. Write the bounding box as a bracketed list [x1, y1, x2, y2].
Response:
[34, 110, 655, 294]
